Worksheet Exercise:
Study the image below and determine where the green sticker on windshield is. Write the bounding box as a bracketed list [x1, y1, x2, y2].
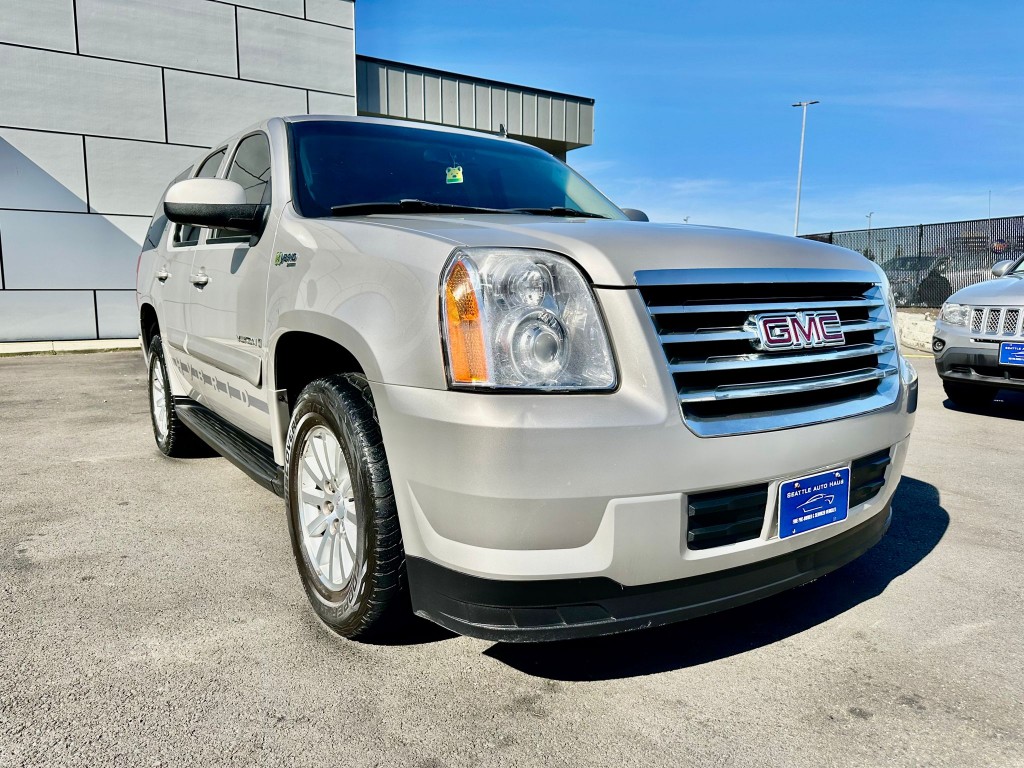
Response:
[446, 165, 464, 184]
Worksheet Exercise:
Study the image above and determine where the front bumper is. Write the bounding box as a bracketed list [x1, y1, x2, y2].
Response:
[933, 320, 1024, 391]
[407, 502, 892, 642]
[371, 288, 915, 639]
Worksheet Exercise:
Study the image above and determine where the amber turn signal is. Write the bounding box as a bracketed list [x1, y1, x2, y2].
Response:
[444, 260, 489, 383]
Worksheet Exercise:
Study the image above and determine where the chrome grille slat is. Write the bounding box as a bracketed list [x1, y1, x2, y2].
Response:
[649, 298, 884, 316]
[669, 342, 895, 373]
[634, 269, 901, 437]
[678, 366, 898, 403]
[658, 319, 890, 345]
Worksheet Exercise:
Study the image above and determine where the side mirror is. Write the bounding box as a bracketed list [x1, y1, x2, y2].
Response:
[164, 178, 266, 234]
[621, 208, 649, 222]
[992, 259, 1015, 277]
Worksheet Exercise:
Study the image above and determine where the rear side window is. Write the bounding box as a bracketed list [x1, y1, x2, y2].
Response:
[173, 148, 226, 246]
[210, 133, 271, 242]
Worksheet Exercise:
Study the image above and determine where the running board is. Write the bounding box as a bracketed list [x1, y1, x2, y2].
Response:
[175, 398, 285, 497]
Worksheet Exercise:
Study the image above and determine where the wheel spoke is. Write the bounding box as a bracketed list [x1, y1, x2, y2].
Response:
[316, 528, 333, 564]
[342, 531, 356, 559]
[305, 512, 330, 536]
[341, 513, 358, 541]
[327, 538, 335, 582]
[340, 532, 353, 577]
[300, 489, 325, 508]
[333, 532, 345, 582]
[312, 437, 333, 486]
[334, 444, 345, 483]
[302, 456, 326, 486]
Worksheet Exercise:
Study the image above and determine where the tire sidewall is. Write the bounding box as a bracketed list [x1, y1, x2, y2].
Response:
[148, 337, 173, 455]
[285, 389, 376, 632]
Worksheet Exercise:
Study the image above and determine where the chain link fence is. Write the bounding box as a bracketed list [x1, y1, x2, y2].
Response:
[802, 215, 1024, 307]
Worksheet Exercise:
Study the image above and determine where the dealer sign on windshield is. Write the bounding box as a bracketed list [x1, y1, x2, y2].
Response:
[752, 310, 845, 351]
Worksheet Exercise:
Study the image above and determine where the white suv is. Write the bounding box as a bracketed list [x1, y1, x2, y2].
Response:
[137, 115, 917, 642]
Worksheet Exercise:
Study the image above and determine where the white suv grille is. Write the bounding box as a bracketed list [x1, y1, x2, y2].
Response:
[970, 306, 1024, 338]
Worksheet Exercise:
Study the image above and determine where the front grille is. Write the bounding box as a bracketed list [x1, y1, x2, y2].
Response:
[635, 269, 901, 436]
[970, 306, 1024, 339]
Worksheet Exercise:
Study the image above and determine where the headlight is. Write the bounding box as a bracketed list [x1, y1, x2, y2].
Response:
[940, 302, 968, 326]
[441, 247, 616, 390]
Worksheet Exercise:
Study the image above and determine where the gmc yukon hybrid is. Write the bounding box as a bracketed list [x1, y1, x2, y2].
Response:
[136, 115, 918, 642]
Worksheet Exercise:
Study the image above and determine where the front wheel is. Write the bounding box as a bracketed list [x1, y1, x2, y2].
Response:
[943, 381, 996, 409]
[284, 374, 407, 641]
[148, 335, 204, 457]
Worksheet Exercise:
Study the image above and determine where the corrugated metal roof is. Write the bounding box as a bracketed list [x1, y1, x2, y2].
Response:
[356, 55, 594, 155]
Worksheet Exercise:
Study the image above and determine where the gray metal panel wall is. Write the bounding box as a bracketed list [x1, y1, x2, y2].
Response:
[0, 0, 356, 342]
[355, 56, 595, 152]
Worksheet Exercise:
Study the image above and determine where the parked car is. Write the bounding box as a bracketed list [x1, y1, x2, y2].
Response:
[882, 255, 948, 306]
[136, 115, 917, 642]
[933, 256, 1024, 407]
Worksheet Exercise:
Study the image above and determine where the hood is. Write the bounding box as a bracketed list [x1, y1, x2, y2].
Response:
[313, 214, 878, 286]
[949, 274, 1024, 305]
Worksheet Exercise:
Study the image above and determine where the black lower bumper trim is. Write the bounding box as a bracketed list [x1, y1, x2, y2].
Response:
[408, 504, 892, 642]
[935, 347, 1024, 390]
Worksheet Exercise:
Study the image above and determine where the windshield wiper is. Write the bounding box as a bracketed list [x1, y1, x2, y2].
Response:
[508, 206, 610, 219]
[330, 199, 507, 217]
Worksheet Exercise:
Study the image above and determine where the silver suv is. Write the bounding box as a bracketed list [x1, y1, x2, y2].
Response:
[136, 115, 918, 642]
[933, 256, 1024, 407]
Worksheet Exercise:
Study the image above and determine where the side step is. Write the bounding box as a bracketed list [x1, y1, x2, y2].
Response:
[175, 398, 285, 497]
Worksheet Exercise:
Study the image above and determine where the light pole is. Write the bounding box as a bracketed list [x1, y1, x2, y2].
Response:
[792, 100, 819, 236]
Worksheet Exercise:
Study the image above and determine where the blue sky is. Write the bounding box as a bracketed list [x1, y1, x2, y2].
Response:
[356, 1, 1024, 235]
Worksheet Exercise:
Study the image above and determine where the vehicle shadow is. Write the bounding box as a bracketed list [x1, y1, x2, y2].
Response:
[942, 388, 1024, 421]
[484, 476, 947, 681]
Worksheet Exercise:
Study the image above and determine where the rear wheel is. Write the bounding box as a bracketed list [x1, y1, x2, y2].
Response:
[943, 381, 996, 409]
[148, 335, 204, 457]
[284, 374, 407, 641]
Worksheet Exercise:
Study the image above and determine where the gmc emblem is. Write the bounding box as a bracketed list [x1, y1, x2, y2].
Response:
[752, 311, 845, 351]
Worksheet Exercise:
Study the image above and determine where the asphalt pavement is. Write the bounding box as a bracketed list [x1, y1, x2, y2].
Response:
[1, 351, 1022, 767]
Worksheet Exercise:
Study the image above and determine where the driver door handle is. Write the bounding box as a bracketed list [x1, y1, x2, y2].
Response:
[155, 268, 171, 282]
[189, 270, 209, 287]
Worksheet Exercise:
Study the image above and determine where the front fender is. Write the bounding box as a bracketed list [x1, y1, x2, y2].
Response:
[267, 311, 384, 387]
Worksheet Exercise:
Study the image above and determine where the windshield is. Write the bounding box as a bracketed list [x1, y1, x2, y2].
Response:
[288, 120, 626, 220]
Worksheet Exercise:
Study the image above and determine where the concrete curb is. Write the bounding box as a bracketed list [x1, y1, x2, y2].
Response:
[896, 311, 936, 353]
[0, 339, 140, 358]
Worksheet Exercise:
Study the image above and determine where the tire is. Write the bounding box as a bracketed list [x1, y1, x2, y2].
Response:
[148, 335, 205, 457]
[284, 374, 407, 641]
[943, 381, 997, 409]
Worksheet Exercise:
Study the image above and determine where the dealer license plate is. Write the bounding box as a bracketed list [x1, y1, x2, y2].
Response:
[999, 342, 1024, 366]
[778, 467, 851, 539]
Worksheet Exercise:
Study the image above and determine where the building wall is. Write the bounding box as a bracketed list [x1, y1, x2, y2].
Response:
[0, 0, 356, 341]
